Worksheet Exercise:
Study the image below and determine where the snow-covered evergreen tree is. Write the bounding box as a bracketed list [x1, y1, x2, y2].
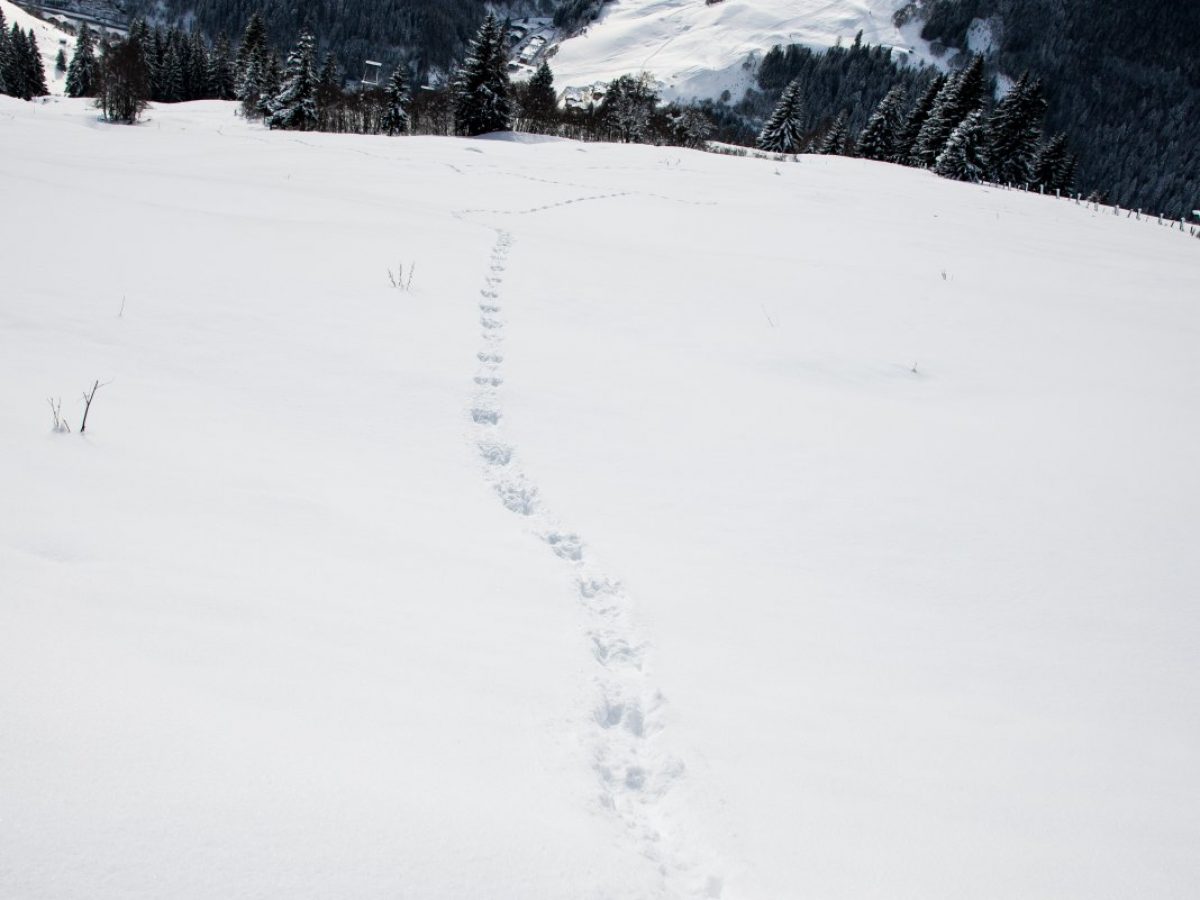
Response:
[235, 13, 266, 97]
[984, 73, 1046, 185]
[267, 30, 318, 131]
[855, 86, 906, 161]
[382, 66, 410, 135]
[523, 60, 557, 132]
[896, 75, 946, 163]
[912, 56, 985, 167]
[257, 53, 282, 120]
[815, 110, 849, 155]
[757, 78, 805, 154]
[65, 23, 99, 97]
[934, 109, 987, 182]
[453, 13, 512, 136]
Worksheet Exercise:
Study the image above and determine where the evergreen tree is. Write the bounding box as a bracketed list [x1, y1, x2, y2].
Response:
[208, 34, 235, 100]
[815, 110, 849, 154]
[66, 23, 99, 97]
[756, 78, 806, 153]
[267, 30, 317, 131]
[896, 74, 946, 163]
[257, 52, 281, 119]
[239, 46, 264, 116]
[55, 47, 66, 75]
[186, 30, 210, 100]
[161, 40, 184, 102]
[934, 109, 988, 181]
[382, 65, 410, 135]
[127, 21, 156, 100]
[235, 13, 266, 95]
[315, 52, 341, 128]
[1032, 132, 1074, 192]
[912, 55, 986, 166]
[855, 85, 906, 161]
[26, 31, 49, 98]
[5, 24, 26, 99]
[0, 8, 8, 96]
[453, 13, 512, 136]
[523, 60, 557, 132]
[985, 72, 1046, 184]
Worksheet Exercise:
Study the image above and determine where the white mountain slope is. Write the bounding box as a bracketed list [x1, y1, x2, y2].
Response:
[548, 0, 928, 100]
[2, 97, 1199, 900]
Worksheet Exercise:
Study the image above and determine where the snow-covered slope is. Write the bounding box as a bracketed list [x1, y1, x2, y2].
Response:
[549, 0, 924, 100]
[2, 97, 1199, 900]
[2, 0, 73, 93]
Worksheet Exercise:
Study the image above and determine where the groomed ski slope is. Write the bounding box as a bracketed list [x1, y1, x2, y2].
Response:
[2, 97, 1199, 900]
[548, 0, 926, 99]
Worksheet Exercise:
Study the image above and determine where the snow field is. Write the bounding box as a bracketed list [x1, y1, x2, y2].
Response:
[2, 96, 1199, 899]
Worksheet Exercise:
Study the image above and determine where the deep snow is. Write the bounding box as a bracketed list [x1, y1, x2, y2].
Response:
[2, 97, 1199, 900]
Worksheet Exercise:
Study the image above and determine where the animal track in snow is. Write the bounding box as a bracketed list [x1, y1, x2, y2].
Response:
[460, 215, 720, 899]
[478, 440, 513, 466]
[471, 406, 500, 425]
[495, 478, 538, 515]
[544, 531, 584, 561]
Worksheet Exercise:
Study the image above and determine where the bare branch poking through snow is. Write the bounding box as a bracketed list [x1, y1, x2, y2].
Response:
[79, 380, 111, 434]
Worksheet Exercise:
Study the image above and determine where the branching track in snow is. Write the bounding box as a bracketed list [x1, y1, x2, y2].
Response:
[463, 202, 722, 899]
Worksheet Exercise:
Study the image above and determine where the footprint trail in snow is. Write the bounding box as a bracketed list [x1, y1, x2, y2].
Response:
[466, 220, 722, 900]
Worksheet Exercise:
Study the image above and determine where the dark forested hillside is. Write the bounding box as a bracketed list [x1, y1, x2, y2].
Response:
[735, 39, 938, 146]
[121, 0, 560, 77]
[898, 0, 1200, 217]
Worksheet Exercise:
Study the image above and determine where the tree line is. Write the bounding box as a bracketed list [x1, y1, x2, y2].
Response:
[0, 7, 50, 101]
[897, 0, 1198, 218]
[757, 53, 1077, 194]
[8, 5, 1125, 209]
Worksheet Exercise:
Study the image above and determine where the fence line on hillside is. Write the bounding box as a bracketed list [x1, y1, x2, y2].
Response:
[990, 180, 1200, 243]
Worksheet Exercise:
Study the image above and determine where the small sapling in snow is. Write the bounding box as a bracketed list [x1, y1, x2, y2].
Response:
[47, 398, 70, 433]
[79, 380, 109, 433]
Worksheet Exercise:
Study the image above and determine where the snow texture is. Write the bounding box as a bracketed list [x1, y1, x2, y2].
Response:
[2, 96, 1200, 900]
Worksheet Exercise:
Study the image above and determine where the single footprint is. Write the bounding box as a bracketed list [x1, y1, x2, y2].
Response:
[471, 407, 500, 425]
